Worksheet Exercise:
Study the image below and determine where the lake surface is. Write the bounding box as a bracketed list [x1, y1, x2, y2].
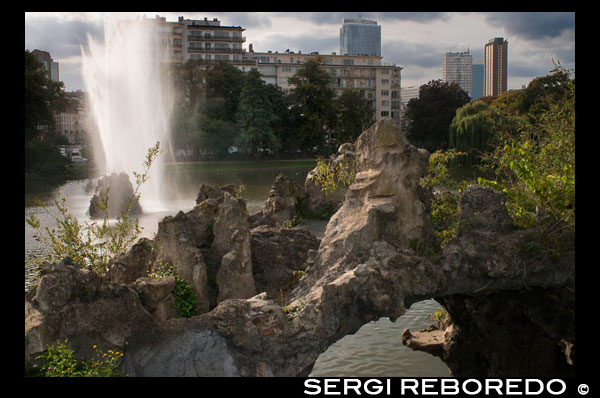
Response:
[24, 160, 449, 377]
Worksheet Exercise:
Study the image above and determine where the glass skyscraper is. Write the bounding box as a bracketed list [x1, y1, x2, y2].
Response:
[340, 16, 381, 57]
[471, 59, 484, 100]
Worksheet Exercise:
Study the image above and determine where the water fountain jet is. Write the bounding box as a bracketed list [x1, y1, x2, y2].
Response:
[81, 13, 175, 215]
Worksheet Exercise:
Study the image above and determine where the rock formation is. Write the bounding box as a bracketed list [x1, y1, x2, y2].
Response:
[25, 119, 575, 377]
[249, 174, 306, 227]
[88, 172, 142, 219]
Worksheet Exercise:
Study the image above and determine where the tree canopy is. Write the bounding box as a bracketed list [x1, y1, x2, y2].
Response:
[402, 80, 470, 152]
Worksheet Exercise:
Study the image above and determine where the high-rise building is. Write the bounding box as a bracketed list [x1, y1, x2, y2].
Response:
[443, 51, 472, 98]
[31, 49, 59, 82]
[471, 59, 484, 100]
[340, 16, 381, 57]
[248, 50, 401, 124]
[484, 37, 508, 97]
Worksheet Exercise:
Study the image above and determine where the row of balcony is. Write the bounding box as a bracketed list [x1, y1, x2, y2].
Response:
[187, 33, 246, 42]
[188, 47, 244, 54]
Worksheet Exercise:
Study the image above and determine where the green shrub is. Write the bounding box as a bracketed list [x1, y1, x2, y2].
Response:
[30, 339, 124, 377]
[149, 262, 199, 318]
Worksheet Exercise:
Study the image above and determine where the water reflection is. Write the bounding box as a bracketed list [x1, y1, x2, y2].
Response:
[310, 300, 451, 377]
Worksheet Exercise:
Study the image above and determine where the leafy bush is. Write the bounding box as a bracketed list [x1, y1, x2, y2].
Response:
[149, 262, 199, 318]
[30, 339, 124, 377]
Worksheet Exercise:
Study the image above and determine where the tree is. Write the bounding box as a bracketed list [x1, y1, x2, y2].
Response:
[25, 50, 68, 176]
[479, 63, 575, 228]
[335, 88, 374, 144]
[236, 68, 280, 159]
[448, 101, 497, 164]
[288, 56, 337, 155]
[25, 50, 67, 140]
[402, 80, 470, 152]
[204, 61, 245, 123]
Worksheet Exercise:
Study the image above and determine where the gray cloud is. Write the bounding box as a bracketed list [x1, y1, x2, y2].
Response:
[383, 41, 446, 69]
[25, 15, 104, 59]
[270, 12, 450, 26]
[480, 12, 574, 41]
[253, 32, 339, 55]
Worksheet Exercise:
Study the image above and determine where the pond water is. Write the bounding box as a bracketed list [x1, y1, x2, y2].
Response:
[24, 161, 449, 377]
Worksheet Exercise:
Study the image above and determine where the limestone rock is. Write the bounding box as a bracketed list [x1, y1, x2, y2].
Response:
[250, 174, 306, 227]
[213, 192, 256, 302]
[250, 225, 320, 300]
[132, 276, 177, 323]
[153, 206, 216, 314]
[25, 258, 161, 367]
[88, 172, 142, 219]
[106, 237, 155, 284]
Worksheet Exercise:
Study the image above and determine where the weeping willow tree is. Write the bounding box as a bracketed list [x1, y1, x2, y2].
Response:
[448, 101, 497, 165]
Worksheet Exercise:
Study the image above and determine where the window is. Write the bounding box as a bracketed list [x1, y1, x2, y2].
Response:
[381, 69, 390, 75]
[381, 111, 389, 117]
[258, 56, 270, 63]
[381, 90, 389, 96]
[381, 100, 389, 107]
[343, 59, 355, 65]
[381, 79, 390, 85]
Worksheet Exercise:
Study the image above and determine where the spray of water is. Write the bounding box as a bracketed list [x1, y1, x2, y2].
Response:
[81, 13, 175, 211]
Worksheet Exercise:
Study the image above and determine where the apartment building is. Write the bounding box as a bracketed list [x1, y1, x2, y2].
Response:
[54, 91, 87, 144]
[484, 37, 508, 97]
[443, 51, 472, 98]
[247, 50, 402, 124]
[133, 15, 253, 68]
[399, 86, 420, 120]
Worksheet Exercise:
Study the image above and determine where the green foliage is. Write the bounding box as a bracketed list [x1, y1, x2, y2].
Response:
[479, 63, 575, 229]
[313, 157, 357, 195]
[449, 101, 497, 165]
[420, 150, 470, 249]
[26, 142, 160, 276]
[236, 68, 281, 158]
[426, 309, 450, 329]
[282, 299, 306, 320]
[31, 339, 124, 377]
[288, 56, 337, 154]
[402, 80, 470, 152]
[334, 88, 374, 143]
[149, 262, 199, 318]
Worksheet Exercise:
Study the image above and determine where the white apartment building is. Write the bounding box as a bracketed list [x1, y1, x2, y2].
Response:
[131, 15, 255, 68]
[247, 50, 402, 124]
[54, 92, 87, 144]
[443, 51, 472, 98]
[399, 86, 420, 119]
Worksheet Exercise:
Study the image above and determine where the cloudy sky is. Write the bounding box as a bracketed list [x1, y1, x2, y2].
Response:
[25, 11, 575, 92]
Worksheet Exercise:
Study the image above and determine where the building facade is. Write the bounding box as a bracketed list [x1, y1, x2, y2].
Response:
[133, 15, 254, 69]
[340, 16, 381, 57]
[54, 91, 87, 144]
[484, 37, 508, 97]
[471, 59, 484, 100]
[443, 51, 472, 98]
[248, 50, 401, 124]
[31, 49, 59, 82]
[399, 86, 420, 120]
